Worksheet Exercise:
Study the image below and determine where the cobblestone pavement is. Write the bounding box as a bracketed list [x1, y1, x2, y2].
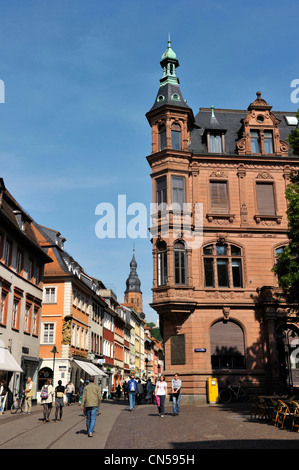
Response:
[105, 400, 299, 450]
[0, 399, 299, 451]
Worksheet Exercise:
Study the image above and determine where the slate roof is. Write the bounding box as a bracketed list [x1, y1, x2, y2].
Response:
[189, 108, 298, 157]
[0, 178, 52, 263]
[148, 82, 192, 114]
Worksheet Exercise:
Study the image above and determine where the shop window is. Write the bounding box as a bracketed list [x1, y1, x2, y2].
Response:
[210, 320, 246, 369]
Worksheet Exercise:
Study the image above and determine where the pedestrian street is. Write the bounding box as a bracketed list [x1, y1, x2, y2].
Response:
[1, 399, 299, 450]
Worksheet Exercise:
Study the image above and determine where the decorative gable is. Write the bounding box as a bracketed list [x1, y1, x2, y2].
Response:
[236, 92, 289, 156]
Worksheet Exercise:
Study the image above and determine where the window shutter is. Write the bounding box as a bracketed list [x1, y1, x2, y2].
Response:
[210, 182, 229, 213]
[256, 183, 275, 215]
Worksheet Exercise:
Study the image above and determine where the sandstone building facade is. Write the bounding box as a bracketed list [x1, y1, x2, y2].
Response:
[146, 39, 299, 402]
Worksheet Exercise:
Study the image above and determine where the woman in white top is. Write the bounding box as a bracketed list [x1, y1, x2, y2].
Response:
[40, 378, 55, 422]
[155, 375, 168, 417]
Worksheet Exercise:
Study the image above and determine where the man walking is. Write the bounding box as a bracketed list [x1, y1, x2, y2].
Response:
[171, 373, 182, 416]
[127, 375, 139, 411]
[24, 377, 34, 414]
[81, 376, 101, 437]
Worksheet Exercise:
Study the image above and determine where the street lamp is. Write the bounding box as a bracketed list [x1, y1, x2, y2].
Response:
[51, 346, 58, 387]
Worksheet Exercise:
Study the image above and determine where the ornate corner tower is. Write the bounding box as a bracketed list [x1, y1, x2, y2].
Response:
[146, 37, 196, 370]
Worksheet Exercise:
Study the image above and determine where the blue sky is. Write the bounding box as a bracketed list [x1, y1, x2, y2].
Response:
[0, 0, 298, 323]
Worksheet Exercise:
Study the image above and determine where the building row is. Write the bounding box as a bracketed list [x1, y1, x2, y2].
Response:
[0, 178, 163, 405]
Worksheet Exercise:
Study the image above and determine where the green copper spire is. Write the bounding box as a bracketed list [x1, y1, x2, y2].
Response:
[160, 35, 180, 86]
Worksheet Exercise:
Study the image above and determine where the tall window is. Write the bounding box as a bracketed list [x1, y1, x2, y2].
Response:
[209, 134, 222, 153]
[158, 124, 166, 151]
[171, 176, 185, 208]
[174, 240, 187, 285]
[4, 240, 11, 266]
[203, 243, 243, 288]
[250, 130, 260, 153]
[43, 323, 55, 344]
[264, 131, 274, 154]
[171, 123, 181, 150]
[45, 287, 56, 303]
[24, 304, 31, 333]
[210, 320, 246, 369]
[16, 250, 23, 274]
[28, 259, 33, 281]
[157, 240, 167, 286]
[0, 291, 8, 325]
[12, 298, 20, 329]
[256, 182, 276, 215]
[210, 181, 229, 213]
[156, 176, 167, 206]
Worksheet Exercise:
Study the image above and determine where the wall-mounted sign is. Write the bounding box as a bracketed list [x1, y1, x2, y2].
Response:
[194, 348, 206, 352]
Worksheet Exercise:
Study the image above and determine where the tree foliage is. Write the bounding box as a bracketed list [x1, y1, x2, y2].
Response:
[146, 322, 162, 342]
[273, 113, 299, 312]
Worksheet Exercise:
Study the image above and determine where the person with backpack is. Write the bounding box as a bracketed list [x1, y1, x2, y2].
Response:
[40, 378, 54, 423]
[127, 375, 139, 411]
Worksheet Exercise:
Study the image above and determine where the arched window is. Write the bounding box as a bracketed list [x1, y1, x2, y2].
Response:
[158, 124, 166, 151]
[210, 320, 246, 369]
[203, 243, 243, 288]
[174, 240, 187, 285]
[157, 240, 167, 286]
[171, 123, 181, 150]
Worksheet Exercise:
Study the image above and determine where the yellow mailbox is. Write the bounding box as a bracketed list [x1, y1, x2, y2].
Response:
[207, 377, 219, 403]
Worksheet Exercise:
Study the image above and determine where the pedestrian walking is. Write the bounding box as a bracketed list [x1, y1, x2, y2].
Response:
[145, 378, 154, 403]
[116, 384, 122, 400]
[127, 375, 139, 411]
[66, 381, 75, 405]
[40, 378, 54, 423]
[0, 379, 7, 415]
[54, 380, 65, 422]
[171, 373, 182, 416]
[123, 381, 128, 401]
[136, 379, 143, 405]
[155, 375, 168, 417]
[81, 376, 101, 437]
[24, 377, 34, 414]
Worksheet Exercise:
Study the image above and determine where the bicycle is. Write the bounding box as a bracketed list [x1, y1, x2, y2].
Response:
[11, 390, 25, 414]
[219, 383, 251, 404]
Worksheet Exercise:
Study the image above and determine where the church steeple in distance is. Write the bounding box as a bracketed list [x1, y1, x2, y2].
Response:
[124, 248, 143, 314]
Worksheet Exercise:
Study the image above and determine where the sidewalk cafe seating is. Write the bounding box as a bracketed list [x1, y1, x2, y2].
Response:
[290, 401, 299, 432]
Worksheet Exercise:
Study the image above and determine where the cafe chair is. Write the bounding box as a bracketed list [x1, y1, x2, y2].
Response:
[276, 399, 293, 429]
[290, 401, 299, 432]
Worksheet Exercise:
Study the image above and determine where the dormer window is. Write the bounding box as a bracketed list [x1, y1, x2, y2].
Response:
[250, 131, 260, 153]
[171, 123, 181, 150]
[237, 92, 289, 156]
[209, 134, 222, 153]
[264, 131, 274, 154]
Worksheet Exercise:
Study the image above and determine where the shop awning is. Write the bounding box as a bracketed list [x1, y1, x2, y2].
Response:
[0, 348, 23, 373]
[73, 359, 108, 377]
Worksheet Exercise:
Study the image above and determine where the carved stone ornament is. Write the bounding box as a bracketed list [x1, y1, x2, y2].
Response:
[210, 171, 228, 178]
[256, 172, 274, 179]
[222, 307, 230, 321]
